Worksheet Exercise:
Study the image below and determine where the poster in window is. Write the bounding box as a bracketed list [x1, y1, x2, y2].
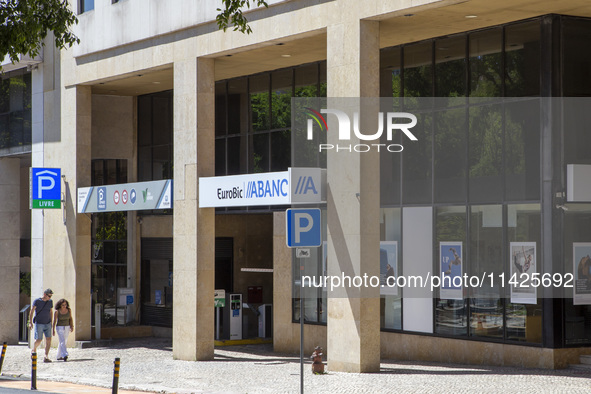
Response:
[510, 242, 537, 304]
[573, 243, 591, 305]
[440, 242, 463, 300]
[379, 241, 398, 296]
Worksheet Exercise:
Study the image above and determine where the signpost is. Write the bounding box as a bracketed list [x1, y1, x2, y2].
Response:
[214, 289, 226, 340]
[286, 208, 321, 394]
[30, 168, 61, 209]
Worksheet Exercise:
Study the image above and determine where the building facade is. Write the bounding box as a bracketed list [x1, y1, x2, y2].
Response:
[2, 0, 591, 372]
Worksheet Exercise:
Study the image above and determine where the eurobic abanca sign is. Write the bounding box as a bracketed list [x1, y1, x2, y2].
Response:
[199, 167, 324, 208]
[30, 168, 61, 209]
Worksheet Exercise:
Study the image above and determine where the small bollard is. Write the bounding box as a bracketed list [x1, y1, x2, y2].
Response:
[310, 346, 325, 374]
[31, 352, 37, 390]
[112, 357, 120, 394]
[0, 342, 7, 374]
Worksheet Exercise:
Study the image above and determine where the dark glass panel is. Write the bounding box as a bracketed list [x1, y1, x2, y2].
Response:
[215, 138, 226, 176]
[435, 36, 466, 97]
[469, 28, 502, 97]
[215, 82, 227, 137]
[271, 130, 290, 171]
[564, 205, 591, 345]
[468, 104, 503, 202]
[271, 69, 292, 129]
[319, 62, 327, 97]
[250, 74, 270, 132]
[564, 97, 591, 166]
[506, 204, 541, 343]
[435, 206, 467, 336]
[563, 18, 591, 96]
[252, 133, 269, 173]
[505, 21, 540, 97]
[434, 108, 466, 202]
[504, 99, 540, 201]
[228, 79, 247, 135]
[153, 95, 172, 145]
[138, 147, 152, 181]
[153, 145, 171, 180]
[381, 47, 401, 97]
[404, 41, 433, 98]
[137, 95, 152, 146]
[227, 136, 242, 175]
[402, 112, 432, 204]
[469, 205, 504, 339]
[105, 159, 118, 185]
[295, 64, 318, 97]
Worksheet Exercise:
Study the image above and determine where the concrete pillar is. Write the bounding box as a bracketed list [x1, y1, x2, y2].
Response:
[326, 17, 381, 372]
[0, 158, 21, 344]
[39, 84, 92, 345]
[173, 57, 215, 360]
[73, 86, 92, 341]
[272, 211, 294, 352]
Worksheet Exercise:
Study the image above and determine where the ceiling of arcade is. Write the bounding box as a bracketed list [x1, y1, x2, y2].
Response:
[90, 0, 591, 96]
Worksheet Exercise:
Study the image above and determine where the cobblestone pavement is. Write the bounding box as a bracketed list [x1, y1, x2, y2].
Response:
[1, 337, 591, 393]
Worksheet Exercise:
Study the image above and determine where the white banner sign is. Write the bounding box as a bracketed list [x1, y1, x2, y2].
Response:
[199, 167, 324, 207]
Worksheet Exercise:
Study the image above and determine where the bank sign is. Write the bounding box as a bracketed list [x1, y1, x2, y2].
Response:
[30, 168, 61, 209]
[77, 179, 172, 213]
[199, 168, 324, 207]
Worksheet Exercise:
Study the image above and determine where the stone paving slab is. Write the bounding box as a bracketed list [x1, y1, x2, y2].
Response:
[1, 337, 591, 393]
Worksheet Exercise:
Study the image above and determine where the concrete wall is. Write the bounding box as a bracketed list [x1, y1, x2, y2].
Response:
[0, 158, 21, 344]
[72, 0, 288, 56]
[91, 95, 134, 159]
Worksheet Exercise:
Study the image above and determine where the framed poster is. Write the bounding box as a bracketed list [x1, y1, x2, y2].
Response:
[379, 241, 398, 296]
[573, 243, 591, 305]
[440, 242, 463, 300]
[510, 242, 537, 304]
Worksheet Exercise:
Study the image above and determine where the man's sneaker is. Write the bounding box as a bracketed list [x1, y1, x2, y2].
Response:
[43, 357, 52, 363]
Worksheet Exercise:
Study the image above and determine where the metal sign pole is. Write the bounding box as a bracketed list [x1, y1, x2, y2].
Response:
[299, 256, 304, 394]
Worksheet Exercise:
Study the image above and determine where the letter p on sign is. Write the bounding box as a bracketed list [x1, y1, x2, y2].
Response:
[286, 208, 321, 248]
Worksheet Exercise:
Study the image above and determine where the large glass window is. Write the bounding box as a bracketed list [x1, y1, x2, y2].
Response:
[137, 91, 173, 182]
[435, 206, 468, 336]
[506, 204, 541, 343]
[505, 21, 540, 97]
[380, 208, 402, 330]
[0, 71, 31, 150]
[216, 61, 327, 214]
[564, 205, 591, 345]
[469, 205, 504, 339]
[469, 28, 502, 97]
[293, 209, 327, 324]
[91, 159, 128, 327]
[79, 0, 94, 14]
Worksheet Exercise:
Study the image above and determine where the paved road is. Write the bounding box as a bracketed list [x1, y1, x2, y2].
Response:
[1, 337, 591, 393]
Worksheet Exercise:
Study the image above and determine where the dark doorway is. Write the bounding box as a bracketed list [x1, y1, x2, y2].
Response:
[215, 237, 234, 292]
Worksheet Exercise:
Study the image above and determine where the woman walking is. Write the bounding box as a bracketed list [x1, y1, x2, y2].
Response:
[52, 299, 74, 361]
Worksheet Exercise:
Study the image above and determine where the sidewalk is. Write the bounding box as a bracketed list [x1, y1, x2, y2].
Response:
[1, 337, 591, 393]
[0, 375, 149, 393]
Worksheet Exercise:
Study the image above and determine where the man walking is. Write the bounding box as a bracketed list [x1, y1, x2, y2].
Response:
[28, 289, 54, 362]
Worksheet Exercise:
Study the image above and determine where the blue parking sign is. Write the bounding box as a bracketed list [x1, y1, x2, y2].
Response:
[286, 208, 321, 247]
[30, 168, 61, 209]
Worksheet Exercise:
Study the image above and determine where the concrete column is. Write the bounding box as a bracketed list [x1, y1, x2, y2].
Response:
[73, 86, 92, 341]
[326, 17, 381, 372]
[173, 57, 215, 360]
[41, 84, 92, 345]
[0, 158, 21, 344]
